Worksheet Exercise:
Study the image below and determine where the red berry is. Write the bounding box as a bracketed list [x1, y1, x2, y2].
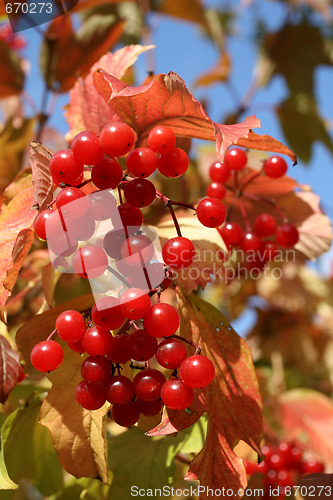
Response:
[91, 158, 123, 190]
[162, 237, 195, 269]
[128, 329, 158, 361]
[261, 241, 279, 261]
[148, 126, 176, 154]
[136, 398, 163, 417]
[82, 326, 114, 356]
[264, 156, 287, 178]
[76, 380, 107, 410]
[209, 161, 230, 183]
[160, 379, 193, 410]
[218, 221, 243, 246]
[33, 209, 55, 240]
[157, 148, 189, 178]
[99, 122, 135, 157]
[196, 197, 227, 228]
[126, 147, 158, 177]
[223, 148, 247, 171]
[107, 335, 131, 364]
[118, 203, 143, 232]
[240, 232, 262, 252]
[55, 310, 86, 342]
[72, 246, 108, 279]
[71, 130, 104, 165]
[30, 340, 64, 373]
[111, 401, 140, 427]
[106, 375, 135, 404]
[301, 458, 324, 475]
[254, 213, 277, 237]
[103, 229, 127, 259]
[92, 296, 125, 331]
[144, 303, 180, 338]
[56, 187, 89, 219]
[120, 288, 151, 320]
[156, 338, 187, 369]
[88, 190, 117, 221]
[81, 355, 113, 385]
[67, 337, 85, 354]
[126, 261, 170, 291]
[206, 182, 226, 199]
[121, 234, 155, 267]
[124, 178, 156, 207]
[133, 368, 166, 401]
[276, 223, 299, 248]
[49, 150, 84, 186]
[179, 354, 215, 388]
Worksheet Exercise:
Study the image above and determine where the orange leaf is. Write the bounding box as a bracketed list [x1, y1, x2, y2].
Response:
[29, 141, 54, 211]
[195, 52, 231, 86]
[0, 40, 24, 97]
[0, 336, 21, 404]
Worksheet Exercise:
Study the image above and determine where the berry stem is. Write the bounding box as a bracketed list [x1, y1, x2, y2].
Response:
[170, 334, 198, 351]
[118, 185, 124, 205]
[75, 179, 92, 189]
[106, 265, 131, 288]
[138, 252, 153, 291]
[117, 319, 131, 336]
[46, 329, 57, 341]
[155, 190, 195, 210]
[241, 171, 262, 190]
[237, 199, 251, 232]
[243, 193, 287, 222]
[166, 201, 183, 238]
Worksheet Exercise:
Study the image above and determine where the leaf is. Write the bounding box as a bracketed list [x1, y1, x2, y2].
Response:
[65, 44, 154, 141]
[0, 39, 25, 97]
[158, 0, 208, 26]
[41, 14, 124, 93]
[0, 396, 64, 494]
[40, 343, 109, 483]
[92, 70, 296, 162]
[3, 228, 35, 292]
[29, 141, 54, 211]
[297, 473, 333, 499]
[279, 389, 333, 463]
[0, 335, 21, 404]
[195, 52, 231, 87]
[156, 217, 227, 293]
[0, 411, 18, 490]
[16, 294, 94, 377]
[41, 262, 61, 308]
[277, 94, 333, 163]
[149, 291, 263, 499]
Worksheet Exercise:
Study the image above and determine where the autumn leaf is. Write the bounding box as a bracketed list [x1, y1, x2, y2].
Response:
[0, 335, 21, 404]
[40, 343, 109, 483]
[0, 39, 25, 98]
[158, 0, 208, 27]
[65, 44, 154, 141]
[195, 52, 231, 86]
[92, 70, 296, 162]
[149, 290, 263, 499]
[29, 141, 54, 211]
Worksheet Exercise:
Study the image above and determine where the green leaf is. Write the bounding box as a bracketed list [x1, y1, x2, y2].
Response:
[0, 412, 18, 490]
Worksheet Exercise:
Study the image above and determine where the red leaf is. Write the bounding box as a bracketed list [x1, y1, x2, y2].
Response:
[149, 290, 263, 498]
[0, 335, 21, 403]
[65, 45, 154, 141]
[29, 141, 54, 211]
[93, 70, 296, 162]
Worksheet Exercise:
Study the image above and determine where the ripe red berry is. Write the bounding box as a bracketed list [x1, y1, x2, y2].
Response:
[196, 198, 227, 228]
[156, 338, 187, 369]
[81, 355, 113, 385]
[218, 222, 243, 247]
[157, 148, 189, 177]
[49, 150, 84, 186]
[71, 130, 104, 165]
[118, 203, 143, 232]
[128, 328, 158, 361]
[55, 187, 89, 219]
[121, 234, 155, 267]
[106, 375, 135, 404]
[91, 158, 123, 190]
[160, 378, 194, 410]
[254, 213, 277, 237]
[124, 178, 156, 207]
[76, 380, 107, 410]
[162, 237, 195, 269]
[136, 397, 163, 417]
[206, 182, 226, 199]
[179, 354, 215, 388]
[99, 122, 135, 157]
[67, 337, 85, 354]
[144, 303, 180, 338]
[92, 296, 125, 331]
[276, 223, 299, 248]
[82, 326, 114, 356]
[30, 340, 64, 372]
[261, 241, 279, 261]
[240, 232, 262, 252]
[301, 458, 324, 475]
[55, 310, 86, 342]
[209, 161, 230, 183]
[126, 147, 158, 177]
[133, 368, 166, 401]
[72, 246, 108, 279]
[148, 126, 176, 154]
[223, 148, 247, 171]
[120, 288, 151, 320]
[103, 229, 127, 260]
[264, 156, 287, 178]
[33, 209, 55, 241]
[107, 335, 131, 364]
[111, 401, 140, 427]
[88, 190, 117, 221]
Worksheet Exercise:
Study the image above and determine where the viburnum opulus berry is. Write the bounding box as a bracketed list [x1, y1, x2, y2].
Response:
[30, 340, 64, 373]
[99, 122, 135, 157]
[71, 130, 104, 165]
[223, 148, 247, 171]
[162, 237, 195, 269]
[196, 197, 227, 228]
[144, 303, 180, 338]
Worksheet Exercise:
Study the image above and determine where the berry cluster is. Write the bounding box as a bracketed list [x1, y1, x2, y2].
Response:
[244, 441, 324, 499]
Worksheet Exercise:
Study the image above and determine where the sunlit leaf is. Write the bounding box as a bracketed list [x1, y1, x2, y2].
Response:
[29, 141, 54, 211]
[0, 335, 21, 404]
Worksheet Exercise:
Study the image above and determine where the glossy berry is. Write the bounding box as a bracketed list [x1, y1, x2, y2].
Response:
[254, 213, 277, 237]
[156, 338, 187, 369]
[196, 197, 227, 228]
[106, 375, 135, 404]
[55, 310, 86, 342]
[81, 355, 113, 385]
[111, 401, 140, 427]
[218, 222, 243, 247]
[121, 234, 155, 266]
[71, 130, 104, 165]
[136, 398, 163, 417]
[107, 335, 131, 364]
[49, 150, 84, 186]
[240, 232, 262, 252]
[82, 326, 114, 356]
[209, 161, 230, 183]
[148, 126, 176, 154]
[144, 303, 180, 338]
[179, 355, 215, 388]
[118, 203, 143, 232]
[157, 148, 189, 178]
[261, 241, 279, 261]
[264, 156, 287, 178]
[99, 122, 135, 157]
[206, 182, 226, 199]
[126, 147, 158, 177]
[162, 237, 195, 269]
[76, 380, 106, 410]
[103, 229, 127, 259]
[128, 328, 158, 361]
[67, 337, 85, 354]
[30, 340, 64, 372]
[161, 379, 194, 410]
[88, 190, 117, 221]
[33, 209, 55, 241]
[133, 368, 166, 401]
[223, 148, 247, 171]
[56, 187, 89, 219]
[92, 296, 125, 331]
[120, 288, 151, 320]
[124, 178, 156, 207]
[276, 223, 299, 248]
[72, 246, 108, 279]
[91, 158, 123, 190]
